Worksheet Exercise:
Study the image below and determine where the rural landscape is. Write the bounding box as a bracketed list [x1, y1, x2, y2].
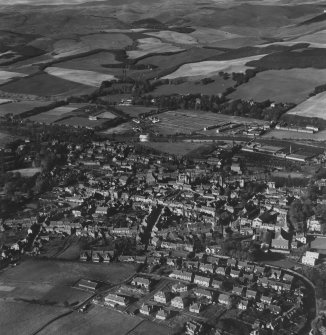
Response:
[1, 0, 326, 335]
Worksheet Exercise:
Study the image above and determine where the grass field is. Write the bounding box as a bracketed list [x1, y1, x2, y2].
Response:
[0, 101, 52, 116]
[0, 73, 95, 97]
[151, 76, 235, 96]
[162, 54, 266, 80]
[96, 111, 117, 119]
[44, 67, 116, 87]
[130, 320, 171, 335]
[229, 68, 326, 104]
[0, 301, 69, 335]
[37, 305, 143, 335]
[0, 259, 137, 285]
[141, 141, 213, 156]
[127, 38, 184, 59]
[53, 51, 121, 73]
[100, 122, 133, 134]
[286, 91, 326, 120]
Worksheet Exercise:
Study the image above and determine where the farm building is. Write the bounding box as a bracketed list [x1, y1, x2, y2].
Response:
[77, 279, 99, 291]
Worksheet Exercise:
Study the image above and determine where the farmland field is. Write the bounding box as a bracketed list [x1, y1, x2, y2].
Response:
[0, 73, 95, 97]
[286, 91, 326, 120]
[52, 33, 133, 58]
[100, 122, 133, 134]
[137, 48, 222, 70]
[0, 101, 52, 116]
[53, 51, 121, 73]
[162, 54, 266, 80]
[127, 38, 185, 59]
[0, 301, 69, 335]
[0, 70, 26, 85]
[229, 68, 326, 104]
[55, 116, 109, 129]
[0, 131, 17, 147]
[145, 30, 197, 45]
[37, 305, 143, 335]
[96, 111, 117, 119]
[44, 67, 116, 87]
[263, 129, 326, 141]
[27, 104, 88, 123]
[151, 76, 235, 96]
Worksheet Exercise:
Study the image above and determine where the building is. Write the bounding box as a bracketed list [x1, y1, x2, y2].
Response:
[189, 302, 202, 314]
[238, 300, 249, 310]
[156, 308, 170, 320]
[194, 275, 211, 287]
[194, 288, 213, 301]
[105, 293, 128, 307]
[246, 289, 258, 300]
[218, 294, 230, 306]
[185, 321, 203, 335]
[140, 304, 153, 315]
[169, 270, 193, 282]
[154, 291, 170, 304]
[131, 277, 151, 290]
[171, 296, 187, 309]
[211, 279, 222, 289]
[232, 286, 245, 297]
[172, 282, 188, 293]
[77, 279, 99, 291]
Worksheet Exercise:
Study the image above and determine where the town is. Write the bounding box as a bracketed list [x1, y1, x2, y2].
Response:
[1, 132, 326, 335]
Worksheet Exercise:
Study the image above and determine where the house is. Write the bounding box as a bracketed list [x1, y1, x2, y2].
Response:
[227, 258, 237, 268]
[232, 286, 245, 297]
[189, 302, 202, 314]
[185, 321, 203, 335]
[238, 300, 249, 310]
[194, 288, 213, 301]
[269, 304, 282, 315]
[95, 207, 108, 215]
[254, 266, 265, 276]
[151, 236, 161, 248]
[105, 293, 128, 306]
[80, 250, 91, 262]
[283, 274, 294, 283]
[140, 304, 153, 315]
[166, 257, 176, 267]
[154, 291, 170, 304]
[256, 302, 265, 311]
[271, 238, 289, 252]
[302, 251, 320, 266]
[172, 282, 188, 293]
[237, 261, 247, 270]
[131, 277, 151, 290]
[246, 289, 258, 300]
[218, 293, 230, 306]
[258, 276, 269, 288]
[156, 308, 170, 320]
[270, 270, 282, 280]
[216, 267, 227, 276]
[211, 279, 223, 289]
[261, 296, 273, 305]
[199, 263, 215, 274]
[169, 270, 193, 282]
[230, 269, 241, 278]
[171, 296, 187, 309]
[194, 275, 211, 287]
